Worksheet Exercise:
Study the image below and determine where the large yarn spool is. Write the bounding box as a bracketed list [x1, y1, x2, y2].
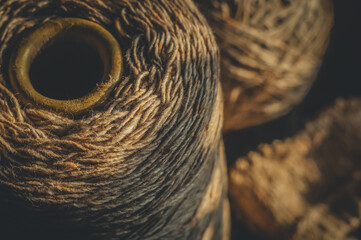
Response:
[229, 98, 361, 239]
[0, 0, 229, 239]
[196, 0, 334, 130]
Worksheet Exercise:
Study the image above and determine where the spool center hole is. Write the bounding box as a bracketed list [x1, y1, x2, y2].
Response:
[29, 39, 104, 100]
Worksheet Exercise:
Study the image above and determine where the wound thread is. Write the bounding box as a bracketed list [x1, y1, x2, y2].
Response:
[0, 1, 228, 239]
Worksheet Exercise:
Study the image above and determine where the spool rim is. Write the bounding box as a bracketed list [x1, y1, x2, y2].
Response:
[8, 18, 122, 115]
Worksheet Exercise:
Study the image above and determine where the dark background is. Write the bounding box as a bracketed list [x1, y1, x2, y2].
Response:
[225, 0, 361, 239]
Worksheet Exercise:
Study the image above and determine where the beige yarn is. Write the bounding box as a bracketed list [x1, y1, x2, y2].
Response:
[196, 0, 334, 130]
[229, 98, 361, 239]
[0, 0, 229, 239]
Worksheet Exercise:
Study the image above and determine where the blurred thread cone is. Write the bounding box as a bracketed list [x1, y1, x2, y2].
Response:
[196, 0, 334, 130]
[229, 98, 361, 239]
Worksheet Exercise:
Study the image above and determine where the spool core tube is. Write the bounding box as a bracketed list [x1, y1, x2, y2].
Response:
[9, 18, 122, 115]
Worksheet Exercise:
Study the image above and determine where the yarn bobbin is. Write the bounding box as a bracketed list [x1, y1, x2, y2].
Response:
[8, 18, 123, 115]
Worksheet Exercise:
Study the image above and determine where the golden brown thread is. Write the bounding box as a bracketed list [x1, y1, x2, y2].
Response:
[0, 0, 228, 239]
[196, 0, 334, 130]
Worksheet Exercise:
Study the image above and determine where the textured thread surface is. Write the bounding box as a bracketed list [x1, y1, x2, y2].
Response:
[196, 0, 333, 130]
[0, 0, 227, 239]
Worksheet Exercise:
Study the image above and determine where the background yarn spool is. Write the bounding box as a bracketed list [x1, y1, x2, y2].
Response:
[0, 0, 229, 239]
[195, 0, 334, 131]
[229, 98, 361, 239]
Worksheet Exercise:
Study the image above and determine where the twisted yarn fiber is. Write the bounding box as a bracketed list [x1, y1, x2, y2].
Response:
[196, 0, 333, 130]
[0, 0, 227, 239]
